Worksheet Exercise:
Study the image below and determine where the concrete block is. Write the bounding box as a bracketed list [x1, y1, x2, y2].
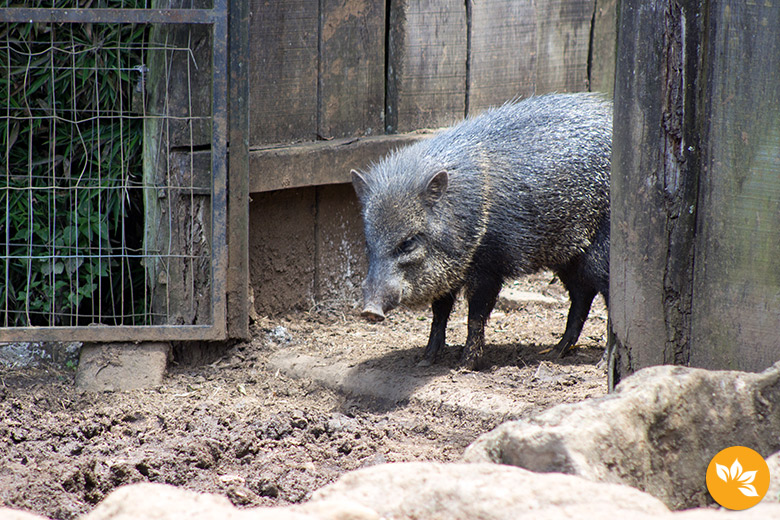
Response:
[75, 343, 170, 392]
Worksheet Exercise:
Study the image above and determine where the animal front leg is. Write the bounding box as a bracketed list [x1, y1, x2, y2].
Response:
[461, 278, 502, 370]
[421, 290, 458, 365]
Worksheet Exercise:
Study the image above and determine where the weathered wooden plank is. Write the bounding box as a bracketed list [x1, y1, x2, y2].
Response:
[467, 0, 537, 113]
[533, 0, 594, 93]
[248, 132, 433, 193]
[609, 1, 670, 385]
[589, 0, 617, 96]
[249, 0, 319, 144]
[148, 150, 213, 326]
[319, 0, 385, 139]
[387, 0, 467, 132]
[145, 1, 216, 331]
[147, 0, 213, 147]
[689, 0, 780, 371]
[610, 0, 780, 385]
[314, 184, 366, 308]
[227, 0, 250, 340]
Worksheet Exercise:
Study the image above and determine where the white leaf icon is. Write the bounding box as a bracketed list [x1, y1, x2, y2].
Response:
[739, 484, 759, 497]
[730, 458, 743, 480]
[738, 470, 757, 484]
[716, 463, 730, 483]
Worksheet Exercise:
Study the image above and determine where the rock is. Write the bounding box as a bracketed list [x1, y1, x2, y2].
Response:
[26, 464, 780, 520]
[75, 343, 169, 392]
[672, 504, 780, 519]
[767, 451, 780, 503]
[305, 462, 671, 520]
[293, 499, 381, 520]
[463, 362, 780, 510]
[496, 287, 559, 311]
[0, 508, 50, 520]
[80, 483, 312, 520]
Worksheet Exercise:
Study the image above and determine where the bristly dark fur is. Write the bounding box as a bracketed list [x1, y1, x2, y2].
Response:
[353, 93, 612, 368]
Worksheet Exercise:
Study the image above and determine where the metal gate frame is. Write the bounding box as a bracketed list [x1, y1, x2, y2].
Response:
[0, 1, 247, 342]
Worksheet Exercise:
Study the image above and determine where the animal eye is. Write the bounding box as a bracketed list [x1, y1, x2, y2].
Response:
[396, 235, 419, 255]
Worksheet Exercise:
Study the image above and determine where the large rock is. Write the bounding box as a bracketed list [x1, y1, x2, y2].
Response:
[80, 483, 312, 520]
[464, 362, 780, 509]
[0, 509, 50, 520]
[304, 462, 671, 519]
[767, 451, 780, 503]
[14, 465, 780, 520]
[76, 343, 169, 392]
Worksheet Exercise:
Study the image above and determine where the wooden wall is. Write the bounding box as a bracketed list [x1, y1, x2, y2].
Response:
[248, 0, 617, 315]
[609, 0, 780, 379]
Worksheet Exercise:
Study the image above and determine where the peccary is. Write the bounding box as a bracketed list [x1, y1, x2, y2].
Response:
[351, 93, 611, 369]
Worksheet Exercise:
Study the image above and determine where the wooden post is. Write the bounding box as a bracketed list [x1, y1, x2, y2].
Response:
[609, 0, 780, 388]
[144, 0, 214, 326]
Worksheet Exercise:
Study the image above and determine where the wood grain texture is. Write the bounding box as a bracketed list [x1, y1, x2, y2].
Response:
[147, 0, 213, 147]
[689, 0, 780, 371]
[387, 0, 467, 132]
[609, 1, 669, 382]
[249, 133, 432, 193]
[589, 0, 617, 96]
[467, 0, 536, 113]
[468, 0, 598, 115]
[610, 0, 780, 382]
[533, 0, 594, 93]
[319, 0, 385, 139]
[249, 0, 319, 144]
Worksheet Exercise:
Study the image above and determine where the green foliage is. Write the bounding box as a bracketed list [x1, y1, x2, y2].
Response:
[1, 1, 150, 326]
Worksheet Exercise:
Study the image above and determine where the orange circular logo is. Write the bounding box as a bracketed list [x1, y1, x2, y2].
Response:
[706, 446, 770, 510]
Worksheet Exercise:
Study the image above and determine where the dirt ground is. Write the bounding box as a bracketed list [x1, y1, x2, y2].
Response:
[0, 272, 608, 520]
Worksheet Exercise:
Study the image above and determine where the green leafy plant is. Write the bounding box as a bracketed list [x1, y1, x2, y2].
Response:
[1, 0, 150, 326]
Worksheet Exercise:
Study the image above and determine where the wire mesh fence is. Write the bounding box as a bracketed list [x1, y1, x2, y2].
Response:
[0, 1, 227, 339]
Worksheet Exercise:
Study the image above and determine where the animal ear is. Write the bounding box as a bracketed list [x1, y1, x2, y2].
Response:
[423, 170, 448, 205]
[351, 169, 370, 201]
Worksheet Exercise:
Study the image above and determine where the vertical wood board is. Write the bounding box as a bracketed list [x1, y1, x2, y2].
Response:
[249, 0, 319, 144]
[228, 0, 250, 339]
[690, 0, 780, 370]
[589, 0, 617, 96]
[248, 189, 316, 315]
[148, 0, 213, 147]
[610, 0, 669, 376]
[319, 0, 385, 139]
[533, 0, 594, 93]
[467, 0, 537, 114]
[387, 0, 467, 132]
[314, 185, 366, 308]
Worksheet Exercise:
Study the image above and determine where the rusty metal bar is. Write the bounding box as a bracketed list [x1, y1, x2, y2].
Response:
[0, 8, 217, 24]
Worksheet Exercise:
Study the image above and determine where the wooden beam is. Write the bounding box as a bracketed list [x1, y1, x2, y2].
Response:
[249, 132, 432, 193]
[610, 0, 780, 385]
[689, 0, 780, 371]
